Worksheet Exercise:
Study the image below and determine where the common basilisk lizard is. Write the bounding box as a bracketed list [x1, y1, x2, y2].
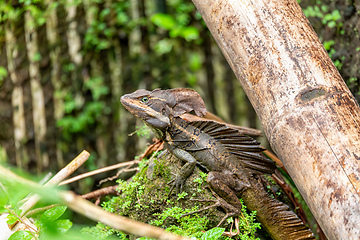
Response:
[121, 88, 315, 240]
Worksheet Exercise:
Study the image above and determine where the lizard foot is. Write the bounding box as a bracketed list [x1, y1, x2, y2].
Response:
[167, 175, 186, 196]
[181, 188, 242, 227]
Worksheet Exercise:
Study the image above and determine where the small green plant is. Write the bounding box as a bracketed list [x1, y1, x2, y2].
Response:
[151, 205, 210, 238]
[237, 199, 261, 240]
[0, 67, 8, 87]
[56, 75, 111, 140]
[132, 125, 151, 138]
[302, 4, 345, 72]
[177, 191, 188, 200]
[303, 6, 342, 29]
[201, 227, 226, 240]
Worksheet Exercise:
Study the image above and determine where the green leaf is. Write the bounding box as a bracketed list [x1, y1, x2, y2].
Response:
[6, 213, 18, 226]
[186, 73, 197, 87]
[176, 13, 190, 25]
[116, 12, 129, 24]
[180, 26, 199, 41]
[169, 27, 182, 38]
[54, 219, 73, 234]
[201, 227, 225, 240]
[0, 190, 8, 212]
[32, 52, 41, 62]
[189, 53, 202, 71]
[40, 206, 67, 222]
[327, 20, 336, 28]
[323, 40, 335, 51]
[8, 230, 33, 240]
[0, 66, 8, 80]
[151, 13, 176, 30]
[154, 39, 174, 55]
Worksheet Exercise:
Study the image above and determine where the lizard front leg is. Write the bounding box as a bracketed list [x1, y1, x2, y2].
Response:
[165, 142, 197, 193]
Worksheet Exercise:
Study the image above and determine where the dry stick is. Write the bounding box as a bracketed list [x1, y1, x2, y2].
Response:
[19, 150, 90, 217]
[263, 150, 283, 168]
[61, 191, 190, 240]
[0, 166, 190, 240]
[98, 145, 163, 185]
[59, 159, 140, 186]
[81, 185, 119, 200]
[38, 172, 53, 185]
[99, 166, 139, 184]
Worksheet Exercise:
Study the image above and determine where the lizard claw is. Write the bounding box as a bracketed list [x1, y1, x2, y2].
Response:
[167, 176, 186, 196]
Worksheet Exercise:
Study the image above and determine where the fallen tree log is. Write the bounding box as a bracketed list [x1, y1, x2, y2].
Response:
[191, 0, 360, 239]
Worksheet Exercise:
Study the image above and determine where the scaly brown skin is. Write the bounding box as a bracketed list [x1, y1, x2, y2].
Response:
[121, 88, 315, 240]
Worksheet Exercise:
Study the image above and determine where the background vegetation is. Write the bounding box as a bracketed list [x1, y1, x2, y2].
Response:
[0, 0, 360, 238]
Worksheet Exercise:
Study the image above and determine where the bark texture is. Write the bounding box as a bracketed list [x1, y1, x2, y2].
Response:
[191, 0, 360, 239]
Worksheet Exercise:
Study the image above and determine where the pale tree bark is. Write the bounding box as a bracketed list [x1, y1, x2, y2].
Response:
[5, 24, 29, 167]
[83, 0, 109, 167]
[105, 0, 122, 102]
[65, 0, 83, 66]
[24, 11, 49, 172]
[129, 0, 141, 55]
[65, 0, 88, 166]
[45, 0, 65, 168]
[105, 0, 123, 165]
[191, 0, 360, 239]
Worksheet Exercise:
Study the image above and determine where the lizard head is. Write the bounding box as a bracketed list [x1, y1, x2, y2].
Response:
[120, 88, 207, 129]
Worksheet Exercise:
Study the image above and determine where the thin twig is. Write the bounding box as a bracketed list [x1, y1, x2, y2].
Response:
[59, 160, 140, 186]
[99, 163, 139, 184]
[38, 172, 53, 185]
[19, 150, 90, 217]
[0, 165, 190, 240]
[39, 140, 161, 187]
[61, 191, 190, 240]
[81, 185, 119, 200]
[263, 150, 283, 168]
[60, 159, 140, 186]
[98, 140, 164, 185]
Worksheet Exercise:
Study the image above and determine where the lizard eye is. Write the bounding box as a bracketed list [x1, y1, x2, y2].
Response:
[141, 96, 149, 103]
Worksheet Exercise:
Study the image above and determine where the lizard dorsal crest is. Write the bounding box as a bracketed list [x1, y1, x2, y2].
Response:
[164, 88, 207, 117]
[189, 120, 276, 174]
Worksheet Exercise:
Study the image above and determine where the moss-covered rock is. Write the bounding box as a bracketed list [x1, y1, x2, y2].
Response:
[84, 152, 262, 239]
[104, 153, 227, 228]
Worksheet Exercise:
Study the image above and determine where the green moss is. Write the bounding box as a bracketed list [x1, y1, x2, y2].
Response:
[87, 153, 262, 239]
[152, 157, 172, 182]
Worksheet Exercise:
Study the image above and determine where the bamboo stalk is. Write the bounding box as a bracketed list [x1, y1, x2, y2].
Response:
[65, 0, 82, 65]
[24, 11, 49, 172]
[45, 0, 65, 168]
[5, 24, 29, 168]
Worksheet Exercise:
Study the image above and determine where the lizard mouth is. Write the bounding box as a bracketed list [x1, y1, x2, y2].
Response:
[120, 95, 171, 128]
